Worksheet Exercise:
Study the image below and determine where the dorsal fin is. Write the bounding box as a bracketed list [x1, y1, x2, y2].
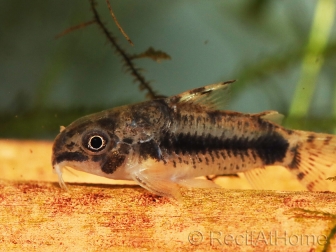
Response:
[253, 111, 284, 125]
[166, 80, 236, 110]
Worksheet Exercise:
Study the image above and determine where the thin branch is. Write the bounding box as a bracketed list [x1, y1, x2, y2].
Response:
[90, 0, 159, 99]
[105, 0, 134, 46]
[55, 20, 96, 39]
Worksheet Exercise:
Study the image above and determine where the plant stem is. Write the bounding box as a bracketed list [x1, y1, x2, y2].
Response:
[287, 0, 335, 127]
[333, 80, 336, 134]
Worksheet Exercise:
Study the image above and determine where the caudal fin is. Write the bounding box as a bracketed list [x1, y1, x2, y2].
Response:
[287, 131, 336, 191]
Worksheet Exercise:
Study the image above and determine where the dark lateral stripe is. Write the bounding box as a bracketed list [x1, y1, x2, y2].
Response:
[54, 151, 88, 165]
[160, 131, 289, 165]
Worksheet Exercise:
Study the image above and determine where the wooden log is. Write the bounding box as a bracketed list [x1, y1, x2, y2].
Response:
[1, 140, 336, 251]
[1, 181, 336, 251]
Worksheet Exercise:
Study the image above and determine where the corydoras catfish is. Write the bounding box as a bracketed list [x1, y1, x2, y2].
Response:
[52, 81, 336, 198]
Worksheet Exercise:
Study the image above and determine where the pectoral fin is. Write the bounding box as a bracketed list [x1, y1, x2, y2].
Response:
[130, 170, 182, 199]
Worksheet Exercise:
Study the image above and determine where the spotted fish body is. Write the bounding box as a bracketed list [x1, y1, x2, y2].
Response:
[52, 81, 336, 198]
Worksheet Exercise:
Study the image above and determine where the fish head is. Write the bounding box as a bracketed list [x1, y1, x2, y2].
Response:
[51, 110, 132, 189]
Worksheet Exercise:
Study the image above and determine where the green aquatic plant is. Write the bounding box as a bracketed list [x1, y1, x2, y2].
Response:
[287, 0, 336, 130]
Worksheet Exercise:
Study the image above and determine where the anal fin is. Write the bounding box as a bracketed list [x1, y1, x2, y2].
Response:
[177, 178, 220, 189]
[244, 168, 268, 190]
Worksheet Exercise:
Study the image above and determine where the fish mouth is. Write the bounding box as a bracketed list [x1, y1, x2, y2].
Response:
[53, 163, 69, 191]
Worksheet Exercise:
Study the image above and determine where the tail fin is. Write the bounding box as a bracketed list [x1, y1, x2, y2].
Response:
[287, 131, 336, 191]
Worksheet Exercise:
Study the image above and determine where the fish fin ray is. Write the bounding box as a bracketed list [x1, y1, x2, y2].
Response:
[128, 164, 182, 199]
[253, 111, 284, 125]
[166, 80, 235, 110]
[177, 178, 220, 189]
[286, 131, 336, 191]
[244, 168, 268, 190]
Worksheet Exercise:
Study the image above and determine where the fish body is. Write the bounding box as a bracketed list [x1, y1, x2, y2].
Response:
[52, 81, 336, 197]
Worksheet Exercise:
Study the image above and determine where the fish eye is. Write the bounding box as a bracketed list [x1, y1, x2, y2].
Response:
[88, 135, 106, 151]
[82, 131, 110, 153]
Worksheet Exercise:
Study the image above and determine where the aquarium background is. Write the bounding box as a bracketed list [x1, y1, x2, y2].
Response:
[1, 0, 336, 139]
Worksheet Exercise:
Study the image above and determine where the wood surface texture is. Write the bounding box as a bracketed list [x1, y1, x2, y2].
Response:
[1, 139, 336, 251]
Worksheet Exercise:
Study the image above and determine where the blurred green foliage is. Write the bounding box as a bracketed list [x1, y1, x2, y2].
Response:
[1, 0, 336, 139]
